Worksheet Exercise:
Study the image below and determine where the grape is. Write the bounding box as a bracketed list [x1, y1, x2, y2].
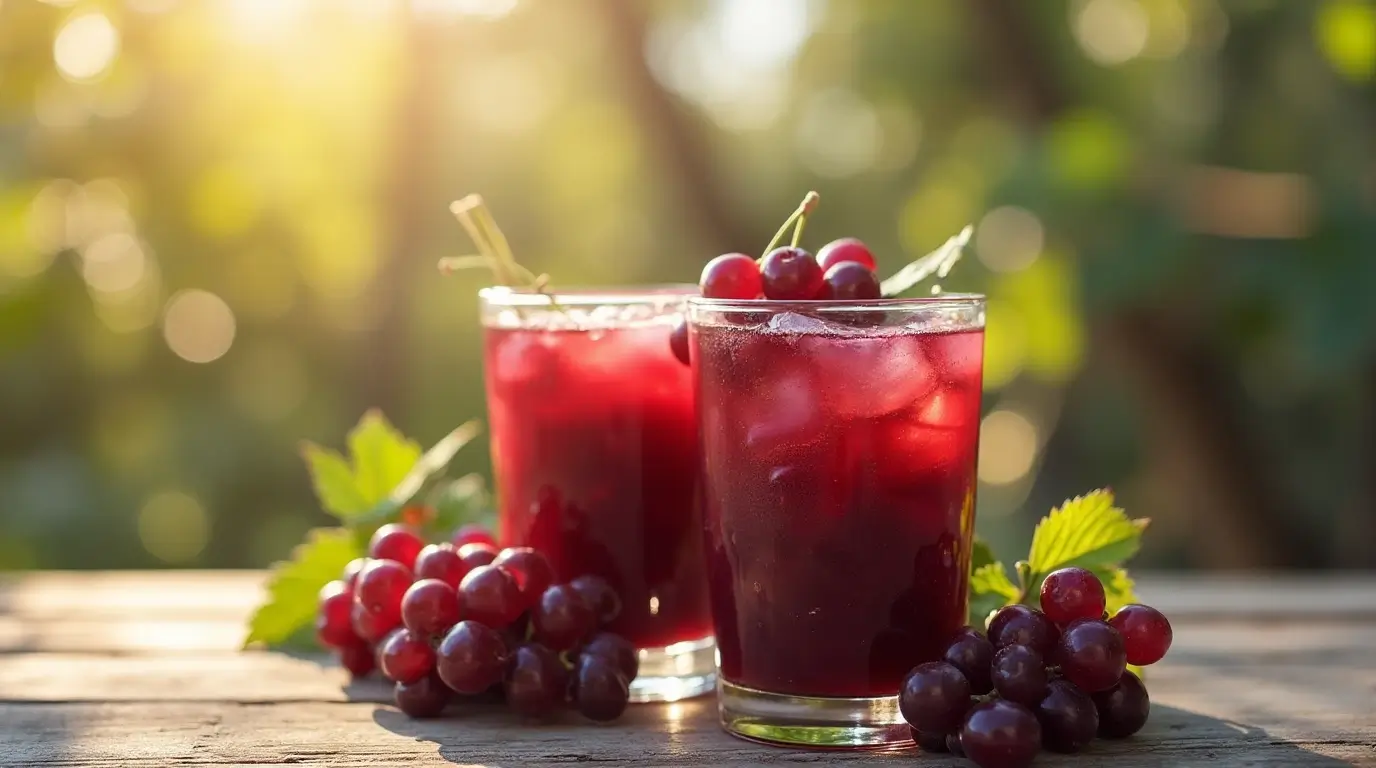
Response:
[817, 238, 878, 271]
[451, 523, 497, 549]
[1094, 670, 1150, 738]
[910, 727, 949, 753]
[580, 632, 639, 681]
[1036, 678, 1099, 753]
[379, 628, 436, 684]
[458, 564, 523, 629]
[569, 575, 621, 626]
[368, 524, 425, 569]
[1039, 567, 1107, 625]
[394, 674, 451, 718]
[943, 627, 994, 695]
[338, 641, 375, 678]
[700, 253, 764, 300]
[760, 246, 824, 300]
[991, 644, 1048, 706]
[899, 661, 971, 734]
[532, 584, 596, 651]
[316, 581, 357, 649]
[504, 643, 568, 720]
[492, 547, 556, 611]
[436, 620, 510, 695]
[458, 542, 499, 570]
[355, 559, 413, 616]
[946, 731, 966, 757]
[1110, 604, 1173, 665]
[1057, 619, 1127, 693]
[988, 604, 1057, 656]
[414, 543, 470, 588]
[669, 320, 690, 365]
[572, 653, 630, 722]
[960, 700, 1042, 768]
[401, 579, 462, 637]
[341, 558, 368, 589]
[350, 600, 401, 644]
[820, 262, 881, 301]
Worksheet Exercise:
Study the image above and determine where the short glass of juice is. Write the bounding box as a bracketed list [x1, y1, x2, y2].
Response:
[480, 285, 715, 702]
[688, 294, 985, 748]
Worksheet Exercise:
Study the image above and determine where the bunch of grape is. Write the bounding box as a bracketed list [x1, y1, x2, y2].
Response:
[315, 523, 636, 722]
[900, 567, 1173, 768]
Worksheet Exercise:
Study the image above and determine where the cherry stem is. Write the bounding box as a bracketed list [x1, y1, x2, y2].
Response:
[444, 194, 564, 312]
[762, 191, 820, 256]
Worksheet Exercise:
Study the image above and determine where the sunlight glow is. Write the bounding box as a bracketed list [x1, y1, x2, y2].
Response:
[82, 233, 147, 295]
[1072, 0, 1149, 67]
[163, 290, 236, 363]
[54, 12, 121, 82]
[138, 491, 211, 564]
[413, 0, 518, 20]
[976, 207, 1044, 273]
[978, 410, 1039, 486]
[795, 88, 881, 178]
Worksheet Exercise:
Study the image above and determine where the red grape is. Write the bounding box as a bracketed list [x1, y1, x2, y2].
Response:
[338, 640, 375, 678]
[1110, 604, 1173, 665]
[572, 653, 629, 722]
[991, 644, 1048, 706]
[401, 578, 462, 637]
[532, 583, 596, 651]
[504, 643, 568, 720]
[961, 699, 1042, 768]
[368, 524, 425, 569]
[492, 547, 556, 611]
[1057, 619, 1127, 693]
[379, 628, 436, 684]
[1037, 678, 1099, 753]
[700, 253, 763, 300]
[817, 237, 877, 271]
[413, 543, 470, 589]
[436, 620, 510, 695]
[899, 661, 971, 735]
[350, 600, 400, 644]
[316, 581, 357, 649]
[394, 673, 451, 718]
[355, 559, 413, 616]
[458, 564, 523, 629]
[943, 627, 994, 695]
[988, 604, 1057, 656]
[458, 542, 499, 570]
[580, 632, 639, 681]
[1040, 567, 1107, 625]
[669, 319, 690, 365]
[1093, 670, 1150, 738]
[451, 523, 497, 549]
[341, 558, 368, 589]
[569, 575, 621, 626]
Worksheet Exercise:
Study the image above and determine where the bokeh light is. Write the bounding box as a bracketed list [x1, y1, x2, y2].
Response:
[794, 89, 881, 179]
[978, 410, 1040, 486]
[1072, 0, 1149, 67]
[53, 12, 121, 82]
[138, 491, 211, 564]
[162, 290, 237, 363]
[81, 233, 147, 295]
[975, 207, 1044, 273]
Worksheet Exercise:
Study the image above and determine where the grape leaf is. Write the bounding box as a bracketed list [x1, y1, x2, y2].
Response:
[299, 444, 370, 519]
[968, 562, 1019, 627]
[880, 225, 974, 298]
[1026, 489, 1149, 576]
[971, 536, 997, 571]
[1095, 566, 1139, 615]
[348, 421, 482, 541]
[347, 410, 423, 503]
[242, 528, 361, 649]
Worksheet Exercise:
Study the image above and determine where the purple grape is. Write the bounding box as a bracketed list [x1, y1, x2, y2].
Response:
[899, 661, 971, 734]
[991, 644, 1049, 706]
[1037, 678, 1099, 752]
[1058, 619, 1127, 693]
[988, 604, 1057, 656]
[1094, 670, 1150, 738]
[961, 699, 1042, 768]
[943, 627, 994, 695]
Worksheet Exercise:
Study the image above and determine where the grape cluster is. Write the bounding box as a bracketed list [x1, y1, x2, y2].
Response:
[899, 567, 1173, 768]
[314, 523, 635, 722]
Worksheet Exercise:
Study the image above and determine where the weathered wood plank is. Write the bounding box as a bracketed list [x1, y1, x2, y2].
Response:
[1, 700, 1371, 767]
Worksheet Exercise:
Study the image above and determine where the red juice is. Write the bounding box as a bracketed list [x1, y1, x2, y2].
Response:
[692, 310, 983, 698]
[482, 293, 712, 651]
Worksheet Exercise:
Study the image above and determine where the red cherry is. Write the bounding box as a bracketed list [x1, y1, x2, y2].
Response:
[669, 320, 690, 365]
[700, 253, 763, 299]
[820, 262, 881, 300]
[760, 247, 825, 300]
[817, 238, 877, 272]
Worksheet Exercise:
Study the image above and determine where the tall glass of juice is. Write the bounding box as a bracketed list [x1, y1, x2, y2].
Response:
[689, 294, 985, 747]
[481, 285, 714, 702]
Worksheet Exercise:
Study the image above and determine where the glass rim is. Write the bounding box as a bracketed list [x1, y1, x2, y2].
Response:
[479, 284, 698, 307]
[687, 293, 986, 313]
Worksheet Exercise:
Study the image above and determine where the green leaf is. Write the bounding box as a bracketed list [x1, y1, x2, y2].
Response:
[300, 443, 370, 519]
[880, 225, 973, 298]
[349, 421, 483, 538]
[429, 473, 493, 536]
[1026, 489, 1149, 576]
[969, 562, 1019, 628]
[1095, 566, 1139, 616]
[347, 410, 423, 503]
[243, 528, 361, 649]
[971, 536, 997, 571]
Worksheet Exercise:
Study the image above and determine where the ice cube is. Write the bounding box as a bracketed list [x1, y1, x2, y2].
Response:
[768, 311, 831, 335]
[742, 366, 823, 457]
[806, 335, 938, 418]
[916, 387, 979, 429]
[492, 332, 561, 386]
[931, 331, 984, 385]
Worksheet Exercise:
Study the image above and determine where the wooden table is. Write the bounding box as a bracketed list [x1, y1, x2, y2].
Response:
[2, 571, 1374, 766]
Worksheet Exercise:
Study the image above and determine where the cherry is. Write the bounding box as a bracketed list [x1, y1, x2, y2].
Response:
[700, 253, 763, 299]
[820, 262, 881, 300]
[368, 524, 425, 569]
[817, 237, 877, 272]
[669, 319, 690, 365]
[760, 247, 824, 300]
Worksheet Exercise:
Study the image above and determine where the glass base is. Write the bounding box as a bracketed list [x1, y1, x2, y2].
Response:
[717, 678, 911, 749]
[628, 636, 716, 703]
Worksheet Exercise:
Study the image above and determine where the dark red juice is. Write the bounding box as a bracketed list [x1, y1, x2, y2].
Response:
[483, 319, 713, 649]
[693, 315, 983, 698]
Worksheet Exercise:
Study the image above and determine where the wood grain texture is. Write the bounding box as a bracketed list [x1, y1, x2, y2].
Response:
[0, 572, 1373, 767]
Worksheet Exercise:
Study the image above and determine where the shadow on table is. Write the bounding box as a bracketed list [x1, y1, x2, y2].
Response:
[367, 698, 1354, 766]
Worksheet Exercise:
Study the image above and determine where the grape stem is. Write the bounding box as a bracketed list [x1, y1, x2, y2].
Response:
[761, 191, 820, 256]
[444, 194, 563, 312]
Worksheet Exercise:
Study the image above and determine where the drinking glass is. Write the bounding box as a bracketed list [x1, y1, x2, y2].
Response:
[688, 295, 985, 747]
[481, 285, 715, 702]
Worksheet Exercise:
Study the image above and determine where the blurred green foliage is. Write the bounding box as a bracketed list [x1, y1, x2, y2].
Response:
[0, 0, 1372, 570]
